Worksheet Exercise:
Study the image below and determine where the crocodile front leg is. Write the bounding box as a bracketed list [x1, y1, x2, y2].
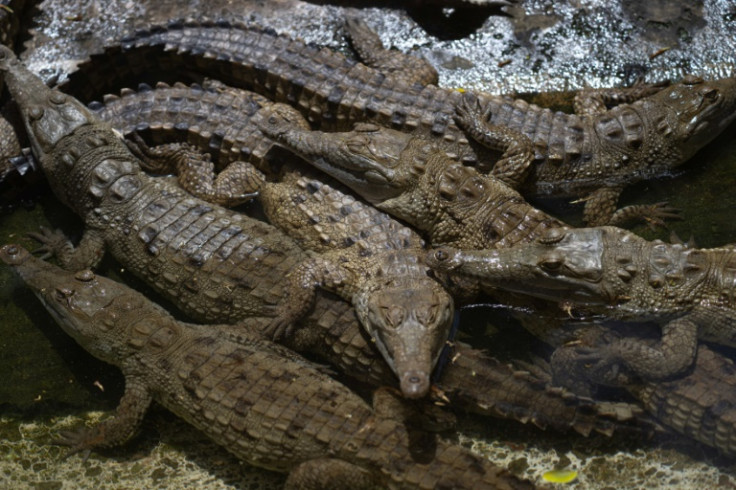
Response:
[454, 93, 535, 189]
[573, 79, 670, 116]
[344, 17, 439, 87]
[28, 226, 106, 271]
[55, 375, 152, 455]
[267, 254, 356, 340]
[126, 134, 264, 207]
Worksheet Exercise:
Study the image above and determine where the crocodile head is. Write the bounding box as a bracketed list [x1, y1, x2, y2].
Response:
[257, 108, 414, 204]
[428, 227, 635, 307]
[656, 74, 736, 159]
[0, 244, 123, 363]
[0, 45, 94, 161]
[354, 272, 454, 399]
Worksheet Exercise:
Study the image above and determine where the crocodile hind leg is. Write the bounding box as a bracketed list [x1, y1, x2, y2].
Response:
[573, 78, 671, 115]
[285, 458, 377, 490]
[344, 17, 439, 87]
[453, 93, 535, 189]
[571, 316, 699, 380]
[581, 186, 680, 227]
[126, 133, 264, 207]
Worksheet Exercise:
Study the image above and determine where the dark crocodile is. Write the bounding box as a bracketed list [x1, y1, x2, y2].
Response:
[537, 325, 736, 457]
[0, 44, 640, 436]
[59, 19, 736, 225]
[426, 226, 736, 381]
[0, 243, 534, 490]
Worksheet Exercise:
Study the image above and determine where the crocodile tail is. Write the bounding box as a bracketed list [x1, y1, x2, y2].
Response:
[61, 19, 358, 116]
[632, 345, 736, 457]
[437, 344, 648, 437]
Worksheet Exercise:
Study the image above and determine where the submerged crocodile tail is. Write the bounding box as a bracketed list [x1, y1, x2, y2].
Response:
[438, 345, 644, 436]
[633, 345, 736, 457]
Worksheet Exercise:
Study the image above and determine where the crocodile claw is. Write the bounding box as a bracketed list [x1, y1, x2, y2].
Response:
[27, 226, 70, 260]
[263, 314, 299, 341]
[53, 428, 98, 461]
[642, 201, 682, 230]
[455, 92, 493, 127]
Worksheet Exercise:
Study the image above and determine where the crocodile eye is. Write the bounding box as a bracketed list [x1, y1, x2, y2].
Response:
[539, 253, 564, 271]
[682, 75, 704, 85]
[55, 287, 73, 301]
[415, 305, 437, 325]
[539, 227, 566, 245]
[49, 92, 67, 105]
[28, 106, 44, 120]
[383, 305, 406, 329]
[703, 88, 719, 101]
[364, 170, 389, 184]
[74, 270, 95, 282]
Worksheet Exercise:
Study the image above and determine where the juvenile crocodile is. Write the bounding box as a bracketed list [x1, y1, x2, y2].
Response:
[0, 244, 534, 490]
[60, 19, 736, 225]
[256, 107, 567, 252]
[0, 45, 638, 435]
[88, 82, 454, 398]
[426, 226, 736, 381]
[127, 115, 454, 400]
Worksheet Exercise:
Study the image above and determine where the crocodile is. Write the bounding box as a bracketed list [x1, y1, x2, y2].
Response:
[58, 18, 736, 225]
[0, 45, 640, 435]
[0, 243, 534, 490]
[87, 82, 454, 398]
[425, 226, 736, 381]
[255, 106, 567, 252]
[126, 113, 454, 400]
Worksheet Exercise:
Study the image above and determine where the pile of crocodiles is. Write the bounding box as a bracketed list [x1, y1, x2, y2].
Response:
[1, 7, 736, 487]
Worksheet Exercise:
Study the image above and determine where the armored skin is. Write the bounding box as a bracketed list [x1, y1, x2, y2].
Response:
[95, 83, 454, 399]
[62, 19, 736, 225]
[0, 44, 636, 436]
[0, 244, 534, 490]
[255, 109, 568, 252]
[426, 226, 736, 381]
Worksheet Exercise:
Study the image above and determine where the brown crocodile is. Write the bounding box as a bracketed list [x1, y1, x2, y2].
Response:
[0, 45, 639, 436]
[0, 243, 534, 490]
[425, 226, 736, 382]
[59, 18, 736, 225]
[126, 112, 454, 400]
[90, 82, 454, 399]
[255, 106, 567, 252]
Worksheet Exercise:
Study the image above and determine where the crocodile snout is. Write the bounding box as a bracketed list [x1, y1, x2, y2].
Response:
[400, 370, 431, 399]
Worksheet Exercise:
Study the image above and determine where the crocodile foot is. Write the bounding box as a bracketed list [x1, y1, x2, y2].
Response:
[263, 314, 300, 341]
[27, 226, 72, 260]
[53, 427, 102, 461]
[609, 201, 681, 230]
